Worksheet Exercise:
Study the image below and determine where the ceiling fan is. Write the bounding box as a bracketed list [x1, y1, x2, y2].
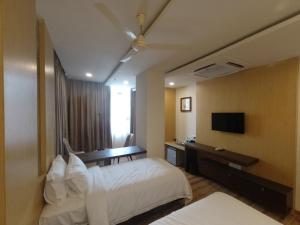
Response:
[95, 1, 186, 63]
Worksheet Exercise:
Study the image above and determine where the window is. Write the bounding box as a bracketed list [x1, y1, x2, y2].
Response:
[110, 85, 131, 147]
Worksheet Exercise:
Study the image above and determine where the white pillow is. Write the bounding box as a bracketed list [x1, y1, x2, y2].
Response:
[65, 153, 90, 198]
[44, 155, 67, 205]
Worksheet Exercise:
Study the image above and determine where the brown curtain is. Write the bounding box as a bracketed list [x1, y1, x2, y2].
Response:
[54, 52, 69, 155]
[68, 80, 112, 152]
[130, 89, 136, 145]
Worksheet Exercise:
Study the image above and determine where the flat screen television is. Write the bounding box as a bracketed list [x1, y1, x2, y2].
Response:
[212, 112, 245, 134]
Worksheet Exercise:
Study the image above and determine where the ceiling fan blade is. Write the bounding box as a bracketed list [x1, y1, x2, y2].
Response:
[147, 43, 190, 51]
[95, 3, 137, 40]
[138, 0, 148, 15]
[120, 48, 138, 63]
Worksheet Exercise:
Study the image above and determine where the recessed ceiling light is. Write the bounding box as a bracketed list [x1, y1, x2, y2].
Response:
[169, 82, 175, 86]
[86, 73, 93, 77]
[123, 80, 129, 85]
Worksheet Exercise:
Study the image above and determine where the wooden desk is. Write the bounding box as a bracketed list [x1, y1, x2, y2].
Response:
[185, 142, 258, 168]
[68, 146, 146, 164]
[184, 142, 292, 214]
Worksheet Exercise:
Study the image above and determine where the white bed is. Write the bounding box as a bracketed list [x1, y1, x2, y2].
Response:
[39, 197, 87, 225]
[39, 158, 192, 225]
[150, 192, 283, 225]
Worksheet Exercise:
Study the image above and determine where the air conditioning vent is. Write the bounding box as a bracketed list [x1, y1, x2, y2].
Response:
[194, 61, 244, 78]
[226, 61, 244, 68]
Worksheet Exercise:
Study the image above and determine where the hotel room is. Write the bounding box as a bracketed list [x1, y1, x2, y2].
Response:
[1, 0, 300, 225]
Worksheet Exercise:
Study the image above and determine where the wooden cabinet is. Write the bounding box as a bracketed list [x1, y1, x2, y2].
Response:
[185, 143, 293, 214]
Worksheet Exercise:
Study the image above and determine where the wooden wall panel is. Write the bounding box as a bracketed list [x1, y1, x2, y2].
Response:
[4, 0, 41, 221]
[196, 58, 298, 187]
[37, 18, 55, 174]
[44, 21, 56, 169]
[0, 0, 6, 223]
[295, 58, 300, 211]
[38, 19, 46, 175]
[165, 88, 176, 141]
[3, 0, 55, 224]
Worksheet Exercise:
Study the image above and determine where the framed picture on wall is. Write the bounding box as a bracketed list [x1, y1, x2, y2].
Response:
[180, 97, 192, 112]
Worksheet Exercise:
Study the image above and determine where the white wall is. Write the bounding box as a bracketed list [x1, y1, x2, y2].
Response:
[136, 70, 165, 158]
[176, 83, 197, 142]
[136, 72, 147, 151]
[296, 57, 300, 211]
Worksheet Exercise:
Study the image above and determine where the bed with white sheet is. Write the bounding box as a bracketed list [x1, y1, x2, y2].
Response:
[150, 192, 283, 225]
[39, 197, 87, 225]
[39, 158, 192, 225]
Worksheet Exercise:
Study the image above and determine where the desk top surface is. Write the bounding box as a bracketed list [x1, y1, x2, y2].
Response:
[165, 142, 185, 151]
[72, 146, 146, 163]
[185, 142, 258, 167]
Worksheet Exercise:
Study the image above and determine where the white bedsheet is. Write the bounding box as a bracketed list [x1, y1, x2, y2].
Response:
[150, 192, 283, 225]
[87, 158, 192, 225]
[39, 197, 87, 225]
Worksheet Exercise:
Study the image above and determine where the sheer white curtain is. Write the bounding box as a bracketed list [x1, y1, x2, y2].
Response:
[110, 85, 131, 148]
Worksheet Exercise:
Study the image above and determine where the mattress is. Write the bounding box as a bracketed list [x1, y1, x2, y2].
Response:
[150, 192, 283, 225]
[39, 197, 87, 225]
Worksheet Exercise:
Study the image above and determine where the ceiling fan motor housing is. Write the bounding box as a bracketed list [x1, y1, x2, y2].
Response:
[132, 34, 147, 51]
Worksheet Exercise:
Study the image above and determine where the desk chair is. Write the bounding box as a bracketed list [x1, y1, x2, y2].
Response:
[63, 138, 103, 166]
[116, 133, 135, 163]
[63, 138, 85, 155]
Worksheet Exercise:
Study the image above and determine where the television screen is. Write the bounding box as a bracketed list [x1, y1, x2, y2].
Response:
[212, 112, 245, 134]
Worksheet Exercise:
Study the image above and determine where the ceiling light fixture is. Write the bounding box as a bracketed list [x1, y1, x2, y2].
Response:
[123, 80, 129, 85]
[86, 73, 93, 77]
[169, 82, 175, 86]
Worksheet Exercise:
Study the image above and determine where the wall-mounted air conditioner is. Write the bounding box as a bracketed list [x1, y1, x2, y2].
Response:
[193, 62, 245, 79]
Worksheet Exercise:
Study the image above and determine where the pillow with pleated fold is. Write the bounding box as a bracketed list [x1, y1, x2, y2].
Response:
[65, 153, 90, 198]
[44, 155, 67, 205]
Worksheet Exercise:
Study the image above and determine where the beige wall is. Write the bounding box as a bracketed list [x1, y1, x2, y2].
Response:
[136, 70, 165, 158]
[176, 84, 197, 142]
[165, 88, 176, 141]
[3, 2, 56, 225]
[136, 73, 147, 151]
[197, 58, 298, 187]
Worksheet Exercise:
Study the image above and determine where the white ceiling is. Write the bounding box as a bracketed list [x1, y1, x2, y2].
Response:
[166, 13, 300, 88]
[36, 0, 300, 87]
[36, 0, 168, 82]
